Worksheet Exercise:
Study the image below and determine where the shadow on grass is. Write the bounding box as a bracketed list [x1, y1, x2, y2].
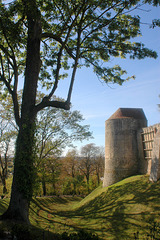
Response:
[0, 176, 160, 240]
[0, 199, 9, 215]
[69, 176, 160, 239]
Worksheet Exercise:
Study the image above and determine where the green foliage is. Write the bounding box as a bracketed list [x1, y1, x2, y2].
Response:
[151, 19, 160, 28]
[0, 0, 158, 98]
[59, 230, 100, 240]
[0, 94, 17, 194]
[144, 0, 160, 6]
[36, 99, 92, 155]
[35, 101, 92, 196]
[62, 175, 87, 195]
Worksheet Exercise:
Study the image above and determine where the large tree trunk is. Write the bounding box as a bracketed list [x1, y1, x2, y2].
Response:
[0, 3, 41, 223]
[1, 123, 36, 223]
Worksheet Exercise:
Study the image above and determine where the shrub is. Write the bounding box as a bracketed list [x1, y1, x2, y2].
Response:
[10, 224, 100, 240]
[62, 230, 99, 240]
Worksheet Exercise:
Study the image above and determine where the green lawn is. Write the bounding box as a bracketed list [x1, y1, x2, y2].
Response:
[0, 175, 160, 239]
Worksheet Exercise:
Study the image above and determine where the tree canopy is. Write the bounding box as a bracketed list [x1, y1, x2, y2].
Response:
[0, 0, 159, 116]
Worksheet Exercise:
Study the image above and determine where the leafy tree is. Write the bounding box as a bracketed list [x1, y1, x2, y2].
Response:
[79, 144, 104, 192]
[36, 102, 92, 161]
[0, 96, 17, 194]
[62, 149, 82, 194]
[0, 0, 159, 222]
[35, 106, 92, 195]
[63, 149, 79, 178]
[80, 143, 97, 192]
[36, 154, 62, 196]
[0, 131, 15, 194]
[62, 147, 104, 195]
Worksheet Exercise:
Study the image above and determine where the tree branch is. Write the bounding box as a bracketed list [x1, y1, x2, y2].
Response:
[34, 99, 71, 114]
[12, 91, 20, 127]
[81, 3, 125, 45]
[67, 29, 82, 103]
[41, 33, 76, 60]
[0, 52, 20, 127]
[81, 1, 121, 32]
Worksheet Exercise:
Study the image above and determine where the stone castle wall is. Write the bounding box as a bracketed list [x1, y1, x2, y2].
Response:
[145, 124, 160, 182]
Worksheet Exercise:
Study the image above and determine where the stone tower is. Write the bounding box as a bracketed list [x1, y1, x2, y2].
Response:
[103, 108, 147, 187]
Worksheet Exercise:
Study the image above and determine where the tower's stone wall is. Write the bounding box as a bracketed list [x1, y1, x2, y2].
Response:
[103, 108, 150, 187]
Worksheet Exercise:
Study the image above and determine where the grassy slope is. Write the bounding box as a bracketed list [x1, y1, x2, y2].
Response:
[72, 175, 160, 239]
[0, 175, 160, 240]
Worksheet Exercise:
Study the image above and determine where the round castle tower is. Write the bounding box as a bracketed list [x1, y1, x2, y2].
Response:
[103, 108, 147, 187]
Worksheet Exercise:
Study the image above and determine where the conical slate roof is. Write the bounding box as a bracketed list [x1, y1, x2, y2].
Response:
[108, 108, 147, 120]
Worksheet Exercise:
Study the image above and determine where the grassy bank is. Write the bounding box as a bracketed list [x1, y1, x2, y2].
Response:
[0, 175, 160, 239]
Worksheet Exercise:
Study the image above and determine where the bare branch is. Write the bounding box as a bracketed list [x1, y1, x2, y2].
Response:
[34, 99, 70, 114]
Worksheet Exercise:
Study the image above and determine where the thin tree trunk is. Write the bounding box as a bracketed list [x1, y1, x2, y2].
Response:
[86, 174, 90, 193]
[2, 178, 7, 194]
[52, 177, 56, 195]
[42, 177, 47, 196]
[0, 156, 8, 194]
[96, 171, 100, 186]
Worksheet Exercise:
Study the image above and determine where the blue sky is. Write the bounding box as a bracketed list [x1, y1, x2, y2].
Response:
[55, 4, 160, 152]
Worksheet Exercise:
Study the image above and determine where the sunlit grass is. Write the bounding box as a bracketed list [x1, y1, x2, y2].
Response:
[0, 176, 12, 198]
[0, 175, 160, 239]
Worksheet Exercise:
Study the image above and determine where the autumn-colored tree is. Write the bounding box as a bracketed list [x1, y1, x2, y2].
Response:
[62, 149, 81, 194]
[63, 149, 79, 178]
